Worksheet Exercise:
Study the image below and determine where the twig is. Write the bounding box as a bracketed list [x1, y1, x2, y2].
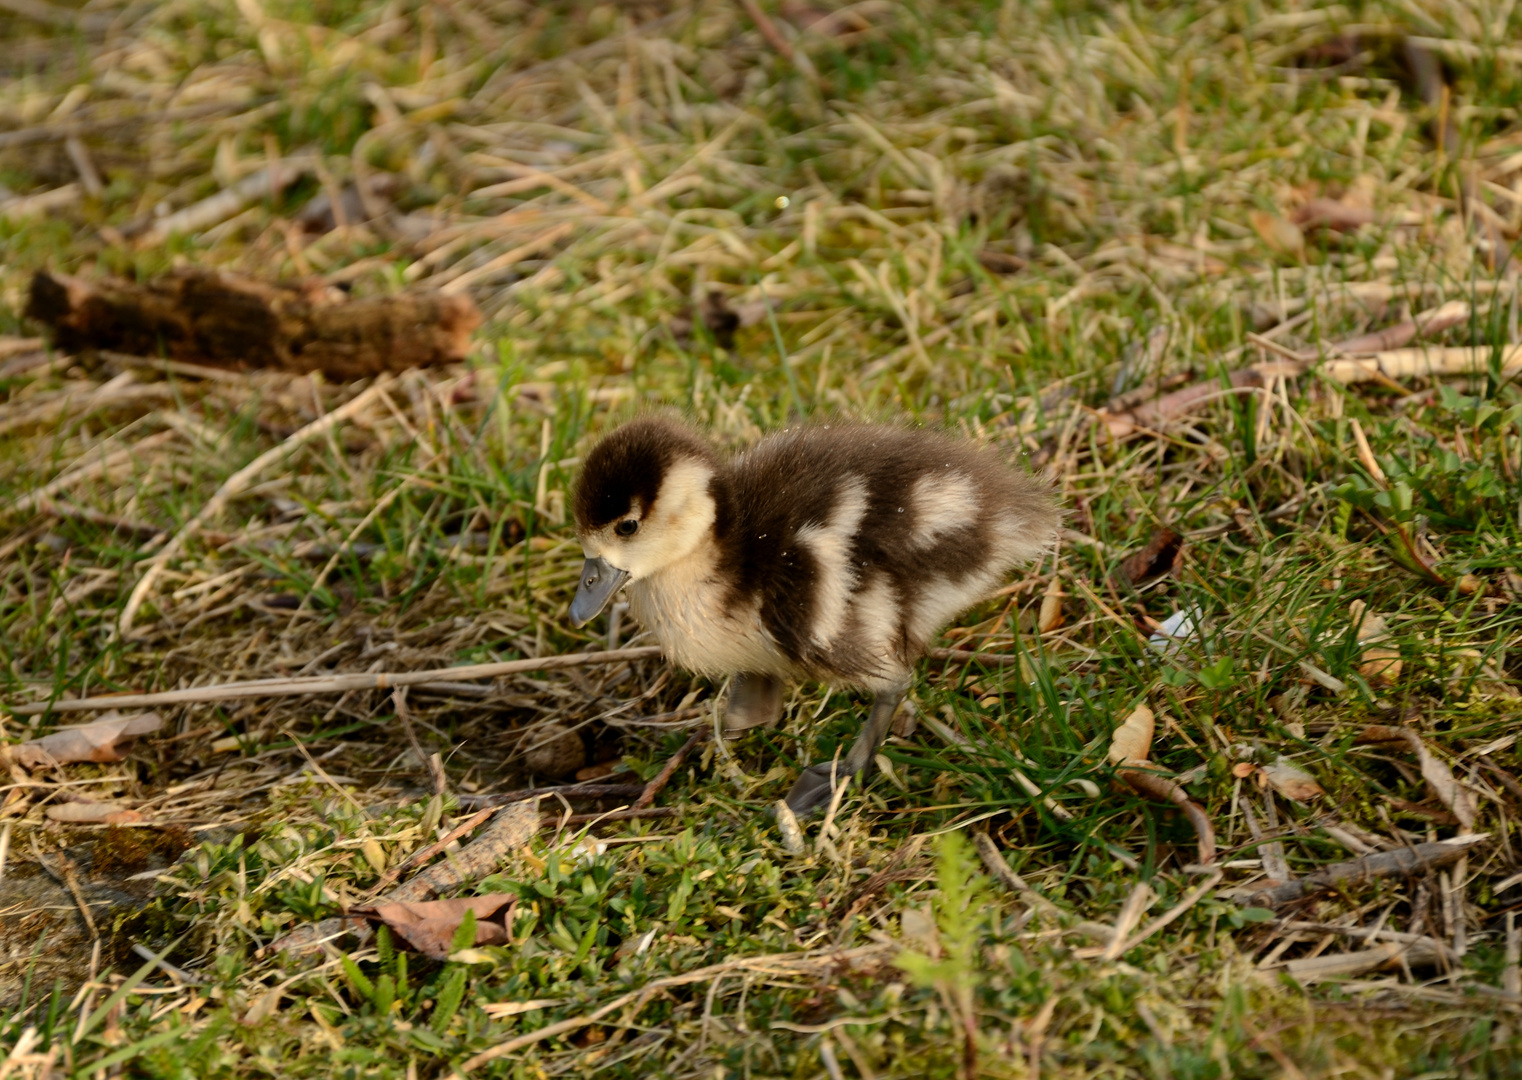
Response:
[458, 783, 646, 808]
[1117, 767, 1217, 865]
[634, 728, 707, 810]
[118, 376, 390, 636]
[11, 645, 665, 715]
[451, 942, 895, 1074]
[927, 647, 1024, 666]
[973, 833, 1063, 918]
[133, 158, 314, 243]
[542, 807, 678, 827]
[1242, 835, 1489, 907]
[1115, 869, 1224, 954]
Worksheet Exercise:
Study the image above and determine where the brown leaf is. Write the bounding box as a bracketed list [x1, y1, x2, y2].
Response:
[1359, 646, 1403, 686]
[16, 711, 162, 769]
[1114, 527, 1183, 587]
[976, 249, 1026, 275]
[353, 894, 518, 960]
[1108, 704, 1155, 766]
[1249, 210, 1304, 259]
[1260, 757, 1324, 802]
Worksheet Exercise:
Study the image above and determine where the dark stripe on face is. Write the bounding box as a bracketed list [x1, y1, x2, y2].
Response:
[574, 417, 718, 531]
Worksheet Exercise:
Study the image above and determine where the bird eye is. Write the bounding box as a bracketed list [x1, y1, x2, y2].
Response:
[615, 519, 639, 537]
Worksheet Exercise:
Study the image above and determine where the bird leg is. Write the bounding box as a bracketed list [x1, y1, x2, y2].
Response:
[724, 673, 784, 736]
[783, 687, 905, 817]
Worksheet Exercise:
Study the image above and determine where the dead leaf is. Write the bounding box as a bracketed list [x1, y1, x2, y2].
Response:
[1249, 210, 1304, 259]
[1401, 732, 1477, 832]
[1359, 646, 1403, 686]
[1114, 527, 1183, 587]
[44, 800, 144, 825]
[351, 894, 518, 960]
[1260, 757, 1324, 802]
[1231, 761, 1257, 779]
[1037, 577, 1064, 633]
[15, 711, 162, 769]
[976, 249, 1026, 275]
[574, 760, 623, 782]
[1349, 600, 1402, 685]
[1109, 704, 1155, 766]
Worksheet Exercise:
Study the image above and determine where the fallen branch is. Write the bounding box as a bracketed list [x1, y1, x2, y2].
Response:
[9, 646, 665, 715]
[1241, 835, 1488, 907]
[458, 782, 647, 809]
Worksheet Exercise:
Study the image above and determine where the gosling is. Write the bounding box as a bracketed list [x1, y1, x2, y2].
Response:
[569, 416, 1059, 816]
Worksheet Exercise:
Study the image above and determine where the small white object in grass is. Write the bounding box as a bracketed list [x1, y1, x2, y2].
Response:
[564, 836, 608, 864]
[1147, 608, 1200, 655]
[774, 799, 805, 854]
[775, 195, 790, 209]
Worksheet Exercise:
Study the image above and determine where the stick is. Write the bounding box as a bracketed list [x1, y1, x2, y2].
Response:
[9, 646, 664, 715]
[634, 729, 707, 810]
[134, 159, 313, 244]
[117, 378, 393, 636]
[1118, 767, 1217, 865]
[1115, 869, 1223, 954]
[1322, 345, 1522, 385]
[458, 783, 647, 808]
[1241, 835, 1489, 907]
[542, 807, 677, 827]
[451, 942, 894, 1074]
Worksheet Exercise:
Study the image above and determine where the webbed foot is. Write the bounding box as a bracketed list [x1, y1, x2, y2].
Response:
[783, 762, 850, 817]
[724, 673, 784, 736]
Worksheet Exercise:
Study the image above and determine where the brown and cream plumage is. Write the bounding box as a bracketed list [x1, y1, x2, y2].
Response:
[570, 416, 1059, 815]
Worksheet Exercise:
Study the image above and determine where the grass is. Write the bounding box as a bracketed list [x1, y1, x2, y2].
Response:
[2, 0, 1522, 1076]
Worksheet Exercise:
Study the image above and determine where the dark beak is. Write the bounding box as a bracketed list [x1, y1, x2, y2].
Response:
[569, 556, 630, 627]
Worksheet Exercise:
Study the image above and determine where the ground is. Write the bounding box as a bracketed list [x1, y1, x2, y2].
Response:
[2, 0, 1522, 1077]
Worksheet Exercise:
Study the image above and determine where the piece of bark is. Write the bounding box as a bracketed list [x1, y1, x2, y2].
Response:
[1241, 835, 1488, 907]
[265, 799, 540, 958]
[26, 268, 480, 380]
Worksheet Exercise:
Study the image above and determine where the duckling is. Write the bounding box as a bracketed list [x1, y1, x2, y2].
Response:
[569, 416, 1060, 816]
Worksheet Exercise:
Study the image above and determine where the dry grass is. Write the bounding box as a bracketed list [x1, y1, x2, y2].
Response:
[2, 0, 1522, 1076]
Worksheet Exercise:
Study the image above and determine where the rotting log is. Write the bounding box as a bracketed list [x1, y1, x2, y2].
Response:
[25, 267, 481, 379]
